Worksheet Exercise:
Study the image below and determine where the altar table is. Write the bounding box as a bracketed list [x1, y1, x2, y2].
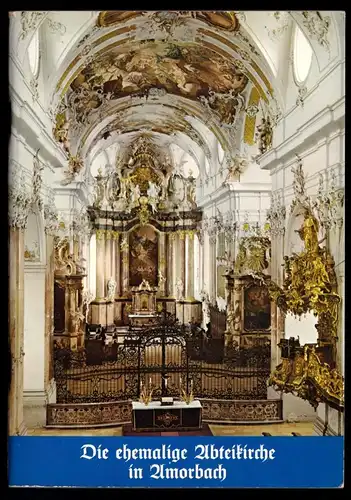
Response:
[132, 400, 202, 432]
[128, 314, 158, 328]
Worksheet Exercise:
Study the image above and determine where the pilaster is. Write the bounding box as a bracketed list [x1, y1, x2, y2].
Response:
[9, 229, 27, 435]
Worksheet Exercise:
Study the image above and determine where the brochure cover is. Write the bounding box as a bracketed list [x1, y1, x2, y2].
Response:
[8, 10, 345, 490]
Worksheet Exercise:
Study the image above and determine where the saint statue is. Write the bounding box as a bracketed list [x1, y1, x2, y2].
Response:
[107, 277, 117, 301]
[129, 183, 141, 206]
[256, 116, 273, 155]
[175, 278, 184, 300]
[186, 176, 196, 208]
[147, 181, 159, 199]
[147, 181, 160, 213]
[158, 270, 166, 286]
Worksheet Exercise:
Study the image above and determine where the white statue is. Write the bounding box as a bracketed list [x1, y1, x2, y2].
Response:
[175, 278, 184, 300]
[147, 181, 160, 213]
[200, 290, 211, 330]
[107, 277, 117, 301]
[147, 181, 159, 199]
[202, 300, 211, 330]
[82, 290, 94, 322]
[70, 308, 85, 334]
[129, 183, 141, 206]
[139, 279, 152, 291]
[158, 270, 166, 286]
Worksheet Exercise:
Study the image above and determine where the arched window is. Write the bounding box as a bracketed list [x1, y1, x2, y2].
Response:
[28, 30, 40, 78]
[293, 26, 313, 85]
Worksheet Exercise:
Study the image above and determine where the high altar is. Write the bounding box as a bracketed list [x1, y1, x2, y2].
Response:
[87, 136, 202, 328]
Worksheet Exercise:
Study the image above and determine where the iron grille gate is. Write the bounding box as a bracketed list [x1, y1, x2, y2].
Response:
[53, 324, 271, 404]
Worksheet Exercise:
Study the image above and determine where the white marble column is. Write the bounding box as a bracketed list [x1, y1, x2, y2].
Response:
[166, 233, 173, 297]
[95, 230, 105, 300]
[203, 232, 210, 294]
[209, 235, 217, 303]
[177, 232, 186, 297]
[185, 233, 195, 300]
[158, 232, 166, 296]
[111, 231, 117, 287]
[9, 229, 26, 435]
[121, 233, 129, 295]
[171, 233, 177, 297]
[115, 233, 121, 296]
[105, 231, 112, 288]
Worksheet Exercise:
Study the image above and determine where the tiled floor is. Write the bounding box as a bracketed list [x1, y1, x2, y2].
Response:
[27, 421, 315, 437]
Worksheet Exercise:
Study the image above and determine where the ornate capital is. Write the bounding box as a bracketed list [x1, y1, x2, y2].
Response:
[44, 189, 59, 236]
[96, 229, 105, 241]
[8, 166, 32, 230]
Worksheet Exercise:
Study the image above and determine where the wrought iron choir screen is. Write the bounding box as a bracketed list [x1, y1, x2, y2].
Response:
[53, 319, 271, 404]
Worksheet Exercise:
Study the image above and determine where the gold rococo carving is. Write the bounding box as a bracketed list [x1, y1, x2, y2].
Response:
[269, 344, 344, 410]
[254, 157, 344, 410]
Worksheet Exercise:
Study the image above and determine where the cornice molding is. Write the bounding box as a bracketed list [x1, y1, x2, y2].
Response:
[258, 96, 345, 171]
[24, 263, 47, 273]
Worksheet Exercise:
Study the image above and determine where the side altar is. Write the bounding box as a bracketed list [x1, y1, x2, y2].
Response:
[132, 400, 202, 432]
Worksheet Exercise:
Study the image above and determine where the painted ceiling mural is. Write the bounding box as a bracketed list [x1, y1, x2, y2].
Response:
[96, 11, 239, 32]
[50, 11, 283, 184]
[69, 41, 248, 122]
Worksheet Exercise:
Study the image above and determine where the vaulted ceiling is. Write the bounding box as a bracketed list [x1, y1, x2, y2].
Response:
[10, 11, 343, 185]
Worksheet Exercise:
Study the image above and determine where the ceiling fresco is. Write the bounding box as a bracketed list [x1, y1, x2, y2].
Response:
[69, 40, 248, 123]
[49, 10, 285, 185]
[97, 11, 239, 32]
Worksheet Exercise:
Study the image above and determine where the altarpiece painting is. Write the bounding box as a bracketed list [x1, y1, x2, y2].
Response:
[243, 284, 271, 332]
[129, 225, 158, 287]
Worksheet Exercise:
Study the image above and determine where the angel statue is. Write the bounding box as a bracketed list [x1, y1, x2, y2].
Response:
[129, 183, 141, 207]
[147, 181, 160, 214]
[107, 277, 117, 301]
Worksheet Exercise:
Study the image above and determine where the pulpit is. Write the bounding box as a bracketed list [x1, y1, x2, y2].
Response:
[129, 280, 158, 327]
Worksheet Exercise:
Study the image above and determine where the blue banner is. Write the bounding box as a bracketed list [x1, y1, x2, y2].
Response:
[9, 437, 343, 488]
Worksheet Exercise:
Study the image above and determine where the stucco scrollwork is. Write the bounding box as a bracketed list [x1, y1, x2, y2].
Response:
[19, 11, 47, 40]
[266, 190, 286, 237]
[313, 169, 344, 230]
[290, 155, 310, 213]
[31, 150, 44, 211]
[44, 189, 59, 235]
[8, 162, 32, 230]
[301, 11, 331, 51]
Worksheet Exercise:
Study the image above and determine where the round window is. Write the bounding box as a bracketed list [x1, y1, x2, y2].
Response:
[293, 26, 313, 85]
[28, 31, 40, 77]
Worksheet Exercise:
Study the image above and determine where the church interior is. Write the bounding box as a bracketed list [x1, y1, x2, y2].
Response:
[9, 11, 344, 437]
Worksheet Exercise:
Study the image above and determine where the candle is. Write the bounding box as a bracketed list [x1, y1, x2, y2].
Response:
[191, 379, 193, 389]
[140, 381, 143, 388]
[149, 377, 152, 386]
[180, 377, 182, 385]
[165, 378, 167, 388]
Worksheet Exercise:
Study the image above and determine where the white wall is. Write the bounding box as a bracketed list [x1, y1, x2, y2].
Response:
[24, 266, 46, 393]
